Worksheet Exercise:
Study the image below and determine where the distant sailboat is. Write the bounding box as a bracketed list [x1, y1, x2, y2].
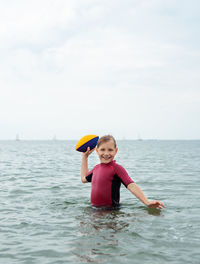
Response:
[137, 134, 143, 141]
[16, 134, 20, 141]
[52, 135, 57, 141]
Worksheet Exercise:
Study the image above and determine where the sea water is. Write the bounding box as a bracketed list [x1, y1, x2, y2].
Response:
[0, 140, 200, 264]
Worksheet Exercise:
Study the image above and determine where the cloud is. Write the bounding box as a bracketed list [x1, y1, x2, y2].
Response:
[0, 0, 200, 139]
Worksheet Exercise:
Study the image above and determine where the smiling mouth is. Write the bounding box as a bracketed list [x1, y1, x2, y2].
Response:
[102, 156, 111, 160]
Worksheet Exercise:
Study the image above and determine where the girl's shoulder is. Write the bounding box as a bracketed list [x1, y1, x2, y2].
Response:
[111, 160, 124, 168]
[111, 160, 128, 174]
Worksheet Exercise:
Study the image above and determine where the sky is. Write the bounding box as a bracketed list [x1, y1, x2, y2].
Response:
[0, 0, 200, 140]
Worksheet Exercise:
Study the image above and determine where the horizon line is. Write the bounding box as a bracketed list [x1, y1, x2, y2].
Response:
[0, 138, 200, 141]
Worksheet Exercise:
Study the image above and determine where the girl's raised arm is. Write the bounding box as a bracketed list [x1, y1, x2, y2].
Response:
[81, 147, 95, 183]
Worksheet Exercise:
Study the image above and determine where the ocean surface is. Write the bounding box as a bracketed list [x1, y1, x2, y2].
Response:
[0, 140, 200, 264]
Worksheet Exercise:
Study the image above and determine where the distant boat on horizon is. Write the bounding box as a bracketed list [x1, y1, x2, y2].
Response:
[52, 135, 57, 141]
[16, 134, 20, 141]
[137, 134, 143, 141]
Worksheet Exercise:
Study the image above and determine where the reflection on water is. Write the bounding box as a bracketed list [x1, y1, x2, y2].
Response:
[71, 207, 129, 263]
[146, 207, 162, 216]
[70, 205, 164, 263]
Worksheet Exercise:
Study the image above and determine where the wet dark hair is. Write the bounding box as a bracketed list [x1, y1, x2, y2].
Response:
[97, 135, 117, 148]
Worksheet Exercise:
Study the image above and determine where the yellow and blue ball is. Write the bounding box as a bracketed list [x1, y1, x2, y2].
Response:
[75, 135, 99, 152]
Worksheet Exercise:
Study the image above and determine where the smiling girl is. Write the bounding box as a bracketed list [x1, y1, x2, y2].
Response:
[81, 135, 165, 209]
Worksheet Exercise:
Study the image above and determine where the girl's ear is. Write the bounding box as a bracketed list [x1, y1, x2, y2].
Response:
[115, 147, 118, 154]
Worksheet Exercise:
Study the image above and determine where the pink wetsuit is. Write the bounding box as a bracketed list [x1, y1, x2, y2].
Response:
[86, 160, 134, 207]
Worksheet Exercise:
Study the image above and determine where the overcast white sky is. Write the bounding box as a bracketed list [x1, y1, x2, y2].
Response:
[0, 0, 200, 140]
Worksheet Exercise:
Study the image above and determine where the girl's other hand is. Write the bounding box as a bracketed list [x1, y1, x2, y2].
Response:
[147, 201, 165, 209]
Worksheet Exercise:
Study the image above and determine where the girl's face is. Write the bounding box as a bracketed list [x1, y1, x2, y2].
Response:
[96, 140, 118, 164]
